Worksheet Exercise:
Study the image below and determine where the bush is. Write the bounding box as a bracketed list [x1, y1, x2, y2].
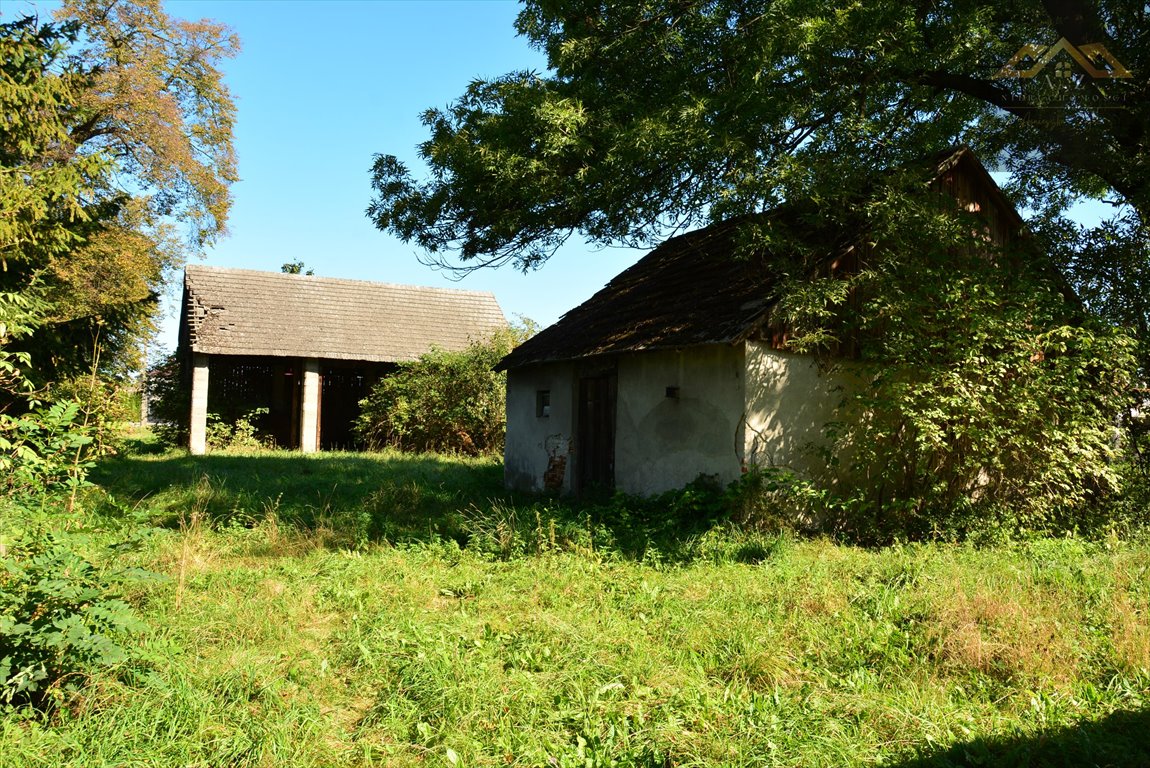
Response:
[775, 188, 1138, 542]
[206, 407, 269, 451]
[0, 291, 152, 710]
[47, 374, 138, 453]
[0, 525, 149, 708]
[1102, 450, 1150, 538]
[0, 400, 98, 509]
[723, 466, 825, 533]
[355, 325, 531, 455]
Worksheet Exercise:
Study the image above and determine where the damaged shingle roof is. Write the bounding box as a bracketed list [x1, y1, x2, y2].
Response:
[182, 266, 506, 362]
[495, 216, 794, 371]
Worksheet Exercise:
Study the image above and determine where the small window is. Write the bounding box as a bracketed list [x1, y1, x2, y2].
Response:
[536, 390, 551, 418]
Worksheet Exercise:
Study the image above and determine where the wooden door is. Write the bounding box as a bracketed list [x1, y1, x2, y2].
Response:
[577, 371, 617, 493]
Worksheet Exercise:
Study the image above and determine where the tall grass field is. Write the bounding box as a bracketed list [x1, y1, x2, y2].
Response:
[2, 445, 1148, 766]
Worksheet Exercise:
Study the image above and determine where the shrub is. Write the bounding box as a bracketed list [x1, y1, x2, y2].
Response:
[775, 188, 1138, 542]
[723, 466, 825, 533]
[0, 291, 151, 710]
[47, 374, 137, 454]
[205, 407, 269, 451]
[355, 325, 532, 455]
[823, 284, 1134, 542]
[1101, 455, 1150, 538]
[0, 293, 102, 507]
[0, 400, 96, 503]
[0, 526, 149, 708]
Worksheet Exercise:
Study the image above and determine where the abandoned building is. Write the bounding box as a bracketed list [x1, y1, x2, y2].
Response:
[497, 148, 1024, 495]
[179, 265, 506, 453]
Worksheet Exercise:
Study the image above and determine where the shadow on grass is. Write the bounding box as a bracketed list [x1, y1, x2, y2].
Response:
[90, 449, 757, 560]
[896, 707, 1150, 767]
[91, 450, 506, 541]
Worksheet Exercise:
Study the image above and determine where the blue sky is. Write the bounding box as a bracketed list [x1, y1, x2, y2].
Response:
[13, 0, 645, 351]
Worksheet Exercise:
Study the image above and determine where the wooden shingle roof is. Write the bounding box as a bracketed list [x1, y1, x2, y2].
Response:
[495, 218, 789, 371]
[182, 266, 506, 362]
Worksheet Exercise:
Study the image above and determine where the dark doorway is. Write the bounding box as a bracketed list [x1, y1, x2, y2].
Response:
[577, 371, 617, 493]
[207, 356, 299, 449]
[320, 362, 389, 451]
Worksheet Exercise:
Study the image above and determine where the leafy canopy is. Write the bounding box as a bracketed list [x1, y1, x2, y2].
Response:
[368, 0, 1149, 345]
[1, 1, 238, 384]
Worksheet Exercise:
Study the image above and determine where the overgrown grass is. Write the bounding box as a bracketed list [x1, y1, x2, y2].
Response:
[87, 448, 741, 560]
[3, 446, 1149, 766]
[91, 448, 502, 531]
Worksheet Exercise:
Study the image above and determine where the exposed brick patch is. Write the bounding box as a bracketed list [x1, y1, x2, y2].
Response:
[543, 454, 567, 492]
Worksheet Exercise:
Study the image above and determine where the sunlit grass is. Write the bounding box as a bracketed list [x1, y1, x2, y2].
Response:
[3, 448, 1148, 767]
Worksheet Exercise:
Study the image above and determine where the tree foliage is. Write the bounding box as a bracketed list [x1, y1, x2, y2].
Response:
[55, 0, 238, 253]
[368, 1, 1146, 527]
[1, 1, 238, 385]
[368, 0, 1148, 357]
[281, 260, 314, 275]
[1, 18, 108, 277]
[355, 327, 528, 456]
[371, 0, 1147, 246]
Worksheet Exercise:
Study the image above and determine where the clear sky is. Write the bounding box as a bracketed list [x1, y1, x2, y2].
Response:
[12, 0, 645, 352]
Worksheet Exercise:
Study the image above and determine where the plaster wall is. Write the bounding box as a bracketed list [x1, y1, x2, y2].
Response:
[504, 362, 576, 493]
[743, 342, 850, 477]
[189, 353, 210, 455]
[300, 358, 321, 453]
[614, 346, 746, 495]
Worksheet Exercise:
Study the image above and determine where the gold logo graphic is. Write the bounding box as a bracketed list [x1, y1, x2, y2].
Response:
[994, 38, 1132, 79]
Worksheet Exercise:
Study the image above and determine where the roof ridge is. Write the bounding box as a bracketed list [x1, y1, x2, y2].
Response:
[184, 264, 498, 299]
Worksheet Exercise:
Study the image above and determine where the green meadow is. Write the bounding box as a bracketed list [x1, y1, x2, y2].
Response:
[2, 446, 1148, 767]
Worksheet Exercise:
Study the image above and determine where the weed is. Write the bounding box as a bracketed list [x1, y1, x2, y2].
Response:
[205, 408, 271, 451]
[0, 526, 152, 710]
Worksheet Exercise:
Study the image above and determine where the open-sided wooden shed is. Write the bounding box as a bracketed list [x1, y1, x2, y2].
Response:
[178, 266, 506, 453]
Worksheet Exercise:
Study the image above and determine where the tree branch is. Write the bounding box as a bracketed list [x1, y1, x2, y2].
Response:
[1042, 0, 1109, 45]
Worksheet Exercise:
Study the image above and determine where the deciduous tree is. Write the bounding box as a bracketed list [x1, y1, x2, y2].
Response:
[1, 0, 238, 384]
[368, 0, 1148, 347]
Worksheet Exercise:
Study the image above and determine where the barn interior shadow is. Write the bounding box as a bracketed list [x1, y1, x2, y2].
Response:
[891, 707, 1150, 768]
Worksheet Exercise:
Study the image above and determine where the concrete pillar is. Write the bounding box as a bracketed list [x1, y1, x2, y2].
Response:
[189, 353, 210, 455]
[300, 358, 321, 452]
